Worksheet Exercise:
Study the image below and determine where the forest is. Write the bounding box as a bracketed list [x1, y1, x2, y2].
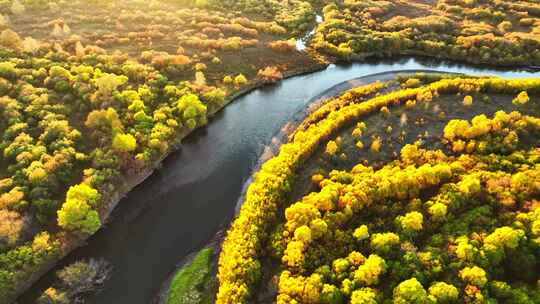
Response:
[0, 0, 537, 304]
[0, 0, 323, 302]
[217, 74, 540, 304]
[313, 0, 540, 65]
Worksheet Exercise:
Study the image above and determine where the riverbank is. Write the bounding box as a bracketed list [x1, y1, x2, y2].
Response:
[153, 230, 224, 304]
[12, 59, 327, 304]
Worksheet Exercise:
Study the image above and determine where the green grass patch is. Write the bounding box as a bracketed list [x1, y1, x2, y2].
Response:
[167, 248, 214, 304]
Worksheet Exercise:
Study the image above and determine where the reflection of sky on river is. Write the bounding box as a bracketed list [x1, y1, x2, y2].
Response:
[20, 58, 540, 304]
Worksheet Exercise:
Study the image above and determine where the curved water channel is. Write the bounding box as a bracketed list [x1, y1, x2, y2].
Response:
[19, 57, 540, 304]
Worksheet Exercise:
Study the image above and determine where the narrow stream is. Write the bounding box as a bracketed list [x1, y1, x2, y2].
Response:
[296, 14, 323, 51]
[18, 57, 539, 304]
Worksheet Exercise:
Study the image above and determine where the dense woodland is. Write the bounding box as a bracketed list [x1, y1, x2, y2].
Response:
[217, 76, 540, 303]
[276, 113, 540, 303]
[313, 0, 540, 65]
[0, 0, 322, 302]
[0, 0, 538, 303]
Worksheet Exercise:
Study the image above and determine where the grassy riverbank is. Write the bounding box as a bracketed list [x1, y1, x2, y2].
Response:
[166, 248, 215, 304]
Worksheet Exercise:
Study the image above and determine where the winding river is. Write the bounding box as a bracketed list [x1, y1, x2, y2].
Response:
[18, 57, 540, 304]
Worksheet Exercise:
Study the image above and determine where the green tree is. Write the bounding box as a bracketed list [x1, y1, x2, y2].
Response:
[234, 74, 248, 87]
[428, 282, 459, 303]
[176, 94, 207, 129]
[57, 184, 101, 234]
[393, 278, 429, 304]
[320, 284, 343, 304]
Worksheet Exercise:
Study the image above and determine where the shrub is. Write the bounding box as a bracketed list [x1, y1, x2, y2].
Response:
[39, 259, 111, 303]
[460, 266, 488, 287]
[393, 278, 429, 304]
[512, 91, 529, 105]
[268, 40, 296, 52]
[257, 66, 283, 84]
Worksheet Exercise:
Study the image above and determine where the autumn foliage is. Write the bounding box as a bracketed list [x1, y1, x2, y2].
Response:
[217, 76, 540, 303]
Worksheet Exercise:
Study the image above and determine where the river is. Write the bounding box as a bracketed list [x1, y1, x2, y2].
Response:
[18, 57, 540, 304]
